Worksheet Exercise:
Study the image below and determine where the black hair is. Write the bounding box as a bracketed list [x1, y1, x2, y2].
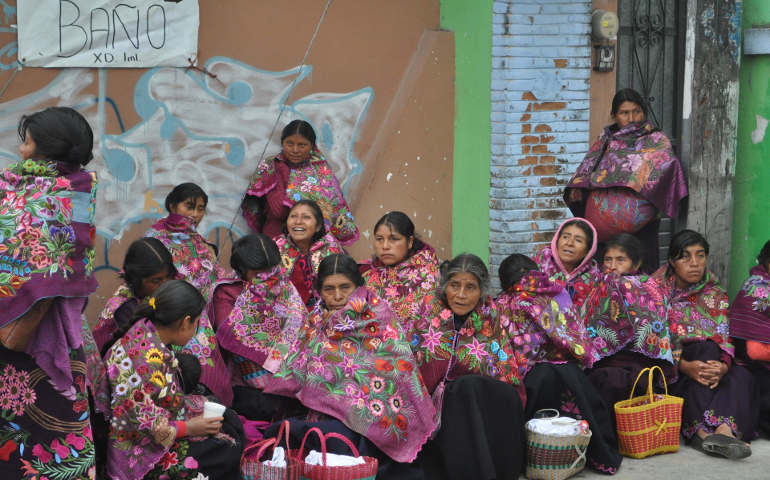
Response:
[558, 219, 594, 253]
[18, 107, 94, 166]
[667, 229, 710, 262]
[122, 238, 176, 297]
[104, 280, 205, 354]
[176, 353, 202, 395]
[438, 253, 490, 306]
[281, 120, 317, 147]
[230, 234, 281, 280]
[373, 211, 425, 257]
[282, 199, 326, 244]
[315, 254, 364, 292]
[498, 254, 538, 292]
[611, 88, 649, 118]
[758, 240, 770, 270]
[164, 183, 208, 213]
[604, 233, 644, 268]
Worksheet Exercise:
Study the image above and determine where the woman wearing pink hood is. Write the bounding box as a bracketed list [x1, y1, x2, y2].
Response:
[534, 218, 601, 309]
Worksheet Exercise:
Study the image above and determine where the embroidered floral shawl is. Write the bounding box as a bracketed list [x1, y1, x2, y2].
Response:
[534, 218, 601, 309]
[144, 213, 226, 302]
[244, 151, 359, 245]
[82, 321, 111, 417]
[92, 284, 135, 353]
[179, 307, 233, 405]
[275, 232, 344, 305]
[105, 319, 205, 479]
[653, 267, 733, 362]
[564, 120, 688, 219]
[497, 271, 596, 379]
[582, 272, 673, 363]
[409, 294, 523, 398]
[729, 265, 770, 345]
[264, 287, 435, 463]
[215, 266, 306, 375]
[362, 244, 441, 333]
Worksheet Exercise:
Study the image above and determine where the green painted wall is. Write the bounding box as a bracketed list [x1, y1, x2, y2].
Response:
[440, 0, 492, 262]
[730, 1, 770, 296]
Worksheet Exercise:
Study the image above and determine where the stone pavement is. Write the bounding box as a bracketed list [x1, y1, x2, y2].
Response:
[559, 437, 770, 479]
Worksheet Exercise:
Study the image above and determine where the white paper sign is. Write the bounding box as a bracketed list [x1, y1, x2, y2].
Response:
[17, 0, 199, 68]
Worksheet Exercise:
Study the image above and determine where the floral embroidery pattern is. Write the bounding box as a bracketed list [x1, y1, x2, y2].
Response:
[20, 431, 95, 480]
[682, 409, 741, 439]
[654, 268, 733, 363]
[266, 287, 435, 463]
[92, 284, 134, 352]
[362, 244, 440, 333]
[729, 265, 770, 346]
[582, 272, 673, 363]
[534, 246, 600, 309]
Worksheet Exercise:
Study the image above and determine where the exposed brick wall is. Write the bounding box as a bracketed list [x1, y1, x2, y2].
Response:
[489, 0, 592, 287]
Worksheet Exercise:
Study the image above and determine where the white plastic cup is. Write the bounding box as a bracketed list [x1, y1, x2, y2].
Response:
[203, 401, 226, 418]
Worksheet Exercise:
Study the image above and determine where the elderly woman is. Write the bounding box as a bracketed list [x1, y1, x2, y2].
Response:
[0, 107, 98, 478]
[729, 239, 770, 436]
[241, 120, 359, 245]
[496, 254, 621, 474]
[654, 230, 757, 459]
[564, 88, 688, 271]
[583, 234, 675, 409]
[361, 211, 441, 332]
[411, 254, 524, 480]
[535, 217, 601, 308]
[273, 199, 343, 307]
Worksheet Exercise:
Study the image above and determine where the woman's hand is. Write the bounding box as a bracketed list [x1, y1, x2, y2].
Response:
[700, 360, 728, 389]
[185, 415, 223, 437]
[678, 359, 710, 386]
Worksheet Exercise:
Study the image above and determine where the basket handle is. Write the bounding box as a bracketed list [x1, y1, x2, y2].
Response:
[647, 365, 669, 396]
[242, 438, 276, 462]
[628, 366, 670, 403]
[274, 419, 292, 450]
[533, 408, 560, 419]
[298, 427, 361, 466]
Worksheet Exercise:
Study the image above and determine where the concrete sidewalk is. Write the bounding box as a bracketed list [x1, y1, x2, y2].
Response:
[558, 437, 769, 479]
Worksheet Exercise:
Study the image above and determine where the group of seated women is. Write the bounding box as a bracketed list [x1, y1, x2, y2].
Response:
[3, 107, 767, 480]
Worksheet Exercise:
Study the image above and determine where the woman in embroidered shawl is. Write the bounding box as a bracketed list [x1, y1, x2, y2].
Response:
[212, 234, 307, 421]
[654, 230, 757, 459]
[497, 254, 621, 474]
[729, 239, 770, 435]
[105, 280, 243, 479]
[564, 88, 688, 271]
[241, 120, 359, 246]
[409, 254, 525, 480]
[145, 183, 232, 405]
[0, 108, 98, 479]
[361, 211, 441, 332]
[584, 234, 676, 409]
[535, 217, 601, 308]
[263, 254, 435, 468]
[274, 199, 343, 307]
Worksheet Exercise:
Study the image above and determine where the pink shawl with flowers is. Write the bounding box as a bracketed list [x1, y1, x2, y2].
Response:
[243, 151, 359, 245]
[534, 218, 601, 308]
[582, 272, 673, 363]
[264, 286, 435, 463]
[92, 284, 135, 352]
[653, 267, 733, 363]
[105, 319, 206, 480]
[564, 120, 688, 219]
[144, 213, 226, 302]
[215, 265, 306, 375]
[497, 271, 596, 379]
[729, 265, 770, 345]
[361, 243, 441, 333]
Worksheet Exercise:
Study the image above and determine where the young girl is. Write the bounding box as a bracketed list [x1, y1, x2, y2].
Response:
[241, 120, 359, 245]
[273, 200, 343, 307]
[361, 211, 441, 332]
[105, 280, 243, 479]
[0, 107, 98, 478]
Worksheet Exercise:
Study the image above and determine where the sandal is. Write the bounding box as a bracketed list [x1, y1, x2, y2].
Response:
[701, 433, 752, 459]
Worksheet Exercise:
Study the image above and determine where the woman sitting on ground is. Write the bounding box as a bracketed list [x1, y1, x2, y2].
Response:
[654, 230, 756, 459]
[361, 211, 441, 332]
[213, 234, 306, 420]
[496, 254, 621, 474]
[273, 200, 343, 307]
[411, 254, 525, 480]
[583, 234, 675, 408]
[104, 280, 243, 480]
[729, 239, 770, 436]
[535, 217, 601, 308]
